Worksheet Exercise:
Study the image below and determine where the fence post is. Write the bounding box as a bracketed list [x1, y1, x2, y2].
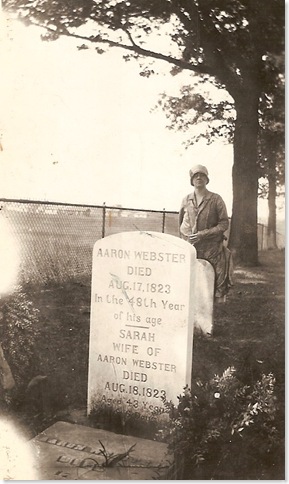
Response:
[102, 202, 106, 238]
[162, 208, 166, 233]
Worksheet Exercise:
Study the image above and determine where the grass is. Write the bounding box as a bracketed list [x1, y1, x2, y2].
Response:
[194, 250, 285, 412]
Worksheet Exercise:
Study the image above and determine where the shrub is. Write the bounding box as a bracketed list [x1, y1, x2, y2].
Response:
[160, 367, 284, 480]
[0, 286, 40, 401]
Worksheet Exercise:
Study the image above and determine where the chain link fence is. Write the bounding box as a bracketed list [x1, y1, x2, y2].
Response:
[0, 199, 284, 285]
[0, 200, 179, 285]
[257, 222, 285, 251]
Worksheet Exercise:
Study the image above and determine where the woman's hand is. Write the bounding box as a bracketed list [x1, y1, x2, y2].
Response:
[188, 232, 203, 245]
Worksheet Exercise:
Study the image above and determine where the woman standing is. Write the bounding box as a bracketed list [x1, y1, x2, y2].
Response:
[179, 164, 233, 302]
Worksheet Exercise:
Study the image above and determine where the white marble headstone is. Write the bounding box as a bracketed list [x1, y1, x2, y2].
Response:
[87, 232, 196, 422]
[194, 259, 215, 334]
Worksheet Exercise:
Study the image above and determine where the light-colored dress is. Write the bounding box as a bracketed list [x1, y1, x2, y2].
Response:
[179, 190, 233, 298]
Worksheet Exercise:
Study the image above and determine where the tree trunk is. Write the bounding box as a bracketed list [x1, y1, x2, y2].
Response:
[267, 163, 277, 249]
[229, 90, 259, 265]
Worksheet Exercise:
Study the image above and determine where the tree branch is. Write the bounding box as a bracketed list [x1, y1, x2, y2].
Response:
[30, 20, 218, 78]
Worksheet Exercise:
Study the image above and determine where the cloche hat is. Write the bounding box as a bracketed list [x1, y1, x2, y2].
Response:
[189, 164, 209, 183]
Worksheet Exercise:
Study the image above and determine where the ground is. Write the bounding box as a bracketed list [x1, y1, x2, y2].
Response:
[1, 249, 285, 477]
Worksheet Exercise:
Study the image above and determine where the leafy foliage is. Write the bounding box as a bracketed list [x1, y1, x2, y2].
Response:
[160, 367, 283, 480]
[0, 286, 40, 392]
[156, 84, 235, 146]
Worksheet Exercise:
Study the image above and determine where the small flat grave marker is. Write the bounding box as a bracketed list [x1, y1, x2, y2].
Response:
[30, 421, 170, 480]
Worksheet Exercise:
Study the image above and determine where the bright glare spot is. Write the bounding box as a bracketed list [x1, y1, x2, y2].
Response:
[214, 392, 221, 399]
[0, 419, 38, 479]
[0, 215, 20, 295]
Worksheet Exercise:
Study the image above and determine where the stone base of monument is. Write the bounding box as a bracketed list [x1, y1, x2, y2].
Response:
[30, 421, 171, 480]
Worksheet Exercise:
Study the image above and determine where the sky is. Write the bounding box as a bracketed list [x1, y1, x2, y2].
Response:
[0, 12, 280, 220]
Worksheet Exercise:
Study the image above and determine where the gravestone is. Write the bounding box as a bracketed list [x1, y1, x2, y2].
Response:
[87, 231, 196, 425]
[29, 421, 171, 480]
[194, 259, 215, 334]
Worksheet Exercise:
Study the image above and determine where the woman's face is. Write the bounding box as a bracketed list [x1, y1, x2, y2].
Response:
[192, 172, 208, 188]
